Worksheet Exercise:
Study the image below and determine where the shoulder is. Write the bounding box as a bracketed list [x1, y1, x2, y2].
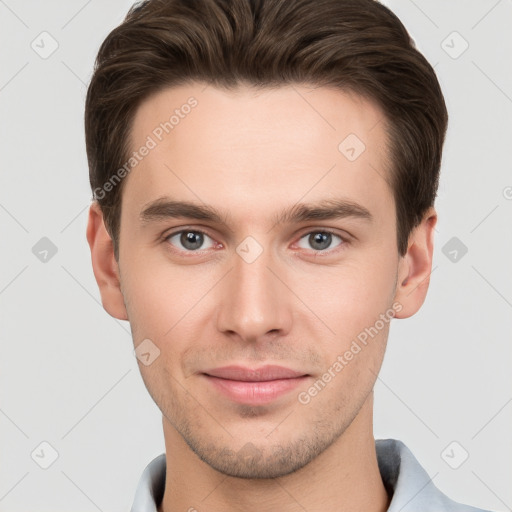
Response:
[376, 438, 494, 512]
[130, 453, 166, 512]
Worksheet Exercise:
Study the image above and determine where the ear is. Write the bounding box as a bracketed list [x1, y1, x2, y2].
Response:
[393, 207, 437, 319]
[86, 201, 128, 320]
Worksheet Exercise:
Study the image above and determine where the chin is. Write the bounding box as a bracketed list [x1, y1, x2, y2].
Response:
[182, 428, 341, 479]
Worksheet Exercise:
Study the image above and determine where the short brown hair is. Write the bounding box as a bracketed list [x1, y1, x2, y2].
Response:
[85, 0, 448, 260]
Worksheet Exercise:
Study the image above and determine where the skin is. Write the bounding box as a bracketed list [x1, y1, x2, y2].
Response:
[87, 83, 436, 512]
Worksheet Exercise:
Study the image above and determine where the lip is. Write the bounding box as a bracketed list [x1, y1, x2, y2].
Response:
[202, 365, 309, 405]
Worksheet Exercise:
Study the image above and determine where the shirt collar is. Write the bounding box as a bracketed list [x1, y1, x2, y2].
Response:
[130, 438, 487, 512]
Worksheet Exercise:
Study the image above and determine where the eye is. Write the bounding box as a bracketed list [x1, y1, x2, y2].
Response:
[165, 230, 216, 251]
[296, 230, 344, 252]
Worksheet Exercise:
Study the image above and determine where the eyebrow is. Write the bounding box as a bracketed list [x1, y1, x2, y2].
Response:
[139, 196, 372, 227]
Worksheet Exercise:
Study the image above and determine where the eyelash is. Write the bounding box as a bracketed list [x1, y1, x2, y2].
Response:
[162, 227, 349, 256]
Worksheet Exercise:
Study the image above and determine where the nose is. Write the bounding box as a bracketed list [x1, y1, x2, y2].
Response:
[215, 242, 293, 344]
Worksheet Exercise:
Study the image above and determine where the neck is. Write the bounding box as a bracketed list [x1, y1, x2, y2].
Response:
[159, 393, 390, 512]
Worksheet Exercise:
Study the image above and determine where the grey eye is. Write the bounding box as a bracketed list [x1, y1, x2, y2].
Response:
[167, 230, 215, 251]
[297, 232, 343, 251]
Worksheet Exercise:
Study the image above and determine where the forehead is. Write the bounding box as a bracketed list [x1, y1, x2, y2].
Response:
[122, 82, 392, 227]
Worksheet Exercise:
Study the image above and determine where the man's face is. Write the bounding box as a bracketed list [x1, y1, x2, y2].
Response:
[118, 83, 402, 478]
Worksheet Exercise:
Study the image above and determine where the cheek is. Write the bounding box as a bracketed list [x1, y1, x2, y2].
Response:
[122, 244, 182, 314]
[294, 249, 397, 342]
[121, 255, 216, 362]
[120, 259, 175, 349]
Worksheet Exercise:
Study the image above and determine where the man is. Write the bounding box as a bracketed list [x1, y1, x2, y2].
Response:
[85, 0, 492, 511]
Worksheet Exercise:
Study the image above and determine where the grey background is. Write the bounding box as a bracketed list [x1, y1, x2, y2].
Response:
[0, 0, 511, 510]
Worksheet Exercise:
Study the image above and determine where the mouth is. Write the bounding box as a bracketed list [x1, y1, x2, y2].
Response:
[202, 365, 309, 405]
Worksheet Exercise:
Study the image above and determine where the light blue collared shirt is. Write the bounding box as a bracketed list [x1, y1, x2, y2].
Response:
[130, 438, 492, 512]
